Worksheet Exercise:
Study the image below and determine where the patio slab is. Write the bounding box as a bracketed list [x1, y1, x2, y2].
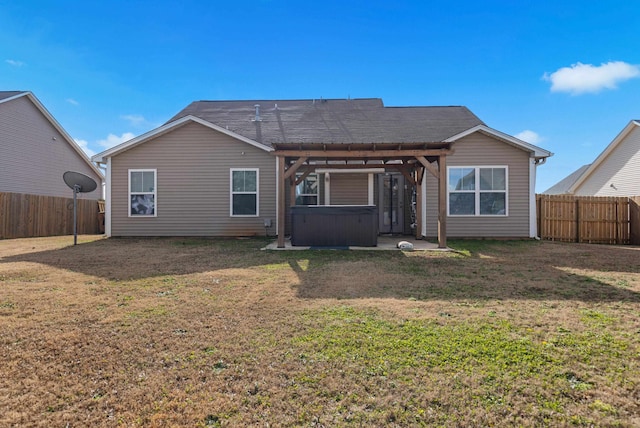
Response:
[262, 236, 449, 251]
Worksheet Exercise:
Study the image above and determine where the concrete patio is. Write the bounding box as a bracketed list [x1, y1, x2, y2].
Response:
[263, 235, 449, 251]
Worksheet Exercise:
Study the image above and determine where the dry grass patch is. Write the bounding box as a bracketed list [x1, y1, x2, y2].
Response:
[1, 236, 639, 426]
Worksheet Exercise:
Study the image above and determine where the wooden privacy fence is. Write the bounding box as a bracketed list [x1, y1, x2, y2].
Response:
[631, 197, 640, 245]
[537, 194, 640, 245]
[0, 192, 100, 239]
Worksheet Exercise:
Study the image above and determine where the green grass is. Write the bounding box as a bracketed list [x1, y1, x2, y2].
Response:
[447, 238, 538, 256]
[291, 305, 636, 425]
[1, 236, 638, 427]
[296, 306, 554, 374]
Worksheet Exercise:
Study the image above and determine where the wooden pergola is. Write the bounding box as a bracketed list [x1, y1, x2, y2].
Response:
[271, 142, 453, 249]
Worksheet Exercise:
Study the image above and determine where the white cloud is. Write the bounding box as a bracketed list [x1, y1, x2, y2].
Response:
[543, 61, 640, 95]
[74, 138, 96, 158]
[72, 132, 135, 158]
[66, 98, 79, 106]
[121, 114, 146, 126]
[515, 130, 543, 144]
[97, 132, 135, 149]
[5, 59, 25, 67]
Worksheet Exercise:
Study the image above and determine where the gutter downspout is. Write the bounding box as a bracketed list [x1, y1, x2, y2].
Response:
[529, 157, 538, 239]
[105, 158, 112, 237]
[95, 162, 107, 200]
[530, 156, 549, 239]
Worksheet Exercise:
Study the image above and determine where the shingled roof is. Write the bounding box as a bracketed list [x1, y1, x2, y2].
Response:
[0, 91, 26, 102]
[167, 98, 485, 147]
[542, 164, 591, 194]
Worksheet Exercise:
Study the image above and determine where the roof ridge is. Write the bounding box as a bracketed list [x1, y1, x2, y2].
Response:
[384, 105, 468, 109]
[192, 97, 382, 103]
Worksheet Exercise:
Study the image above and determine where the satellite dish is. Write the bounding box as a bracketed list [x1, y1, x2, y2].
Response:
[63, 171, 98, 245]
[63, 171, 98, 193]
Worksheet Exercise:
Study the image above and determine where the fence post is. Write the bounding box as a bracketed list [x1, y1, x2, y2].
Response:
[575, 198, 580, 243]
[630, 197, 640, 245]
[614, 198, 620, 245]
[536, 194, 542, 239]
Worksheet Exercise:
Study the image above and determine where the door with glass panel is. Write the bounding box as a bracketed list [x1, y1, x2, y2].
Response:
[378, 173, 404, 234]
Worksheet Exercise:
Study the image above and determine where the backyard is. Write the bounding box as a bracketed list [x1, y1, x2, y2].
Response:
[0, 236, 639, 427]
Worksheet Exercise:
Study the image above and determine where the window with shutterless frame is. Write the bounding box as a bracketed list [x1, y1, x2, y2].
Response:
[129, 169, 156, 217]
[230, 168, 259, 216]
[295, 173, 319, 205]
[448, 166, 507, 216]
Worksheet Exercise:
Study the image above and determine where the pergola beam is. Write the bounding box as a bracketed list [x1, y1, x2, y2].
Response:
[274, 144, 451, 249]
[416, 155, 439, 178]
[294, 169, 313, 185]
[293, 163, 384, 170]
[393, 165, 417, 186]
[283, 156, 308, 180]
[273, 149, 452, 159]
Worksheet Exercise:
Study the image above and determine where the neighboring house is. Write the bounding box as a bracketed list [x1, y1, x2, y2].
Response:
[542, 164, 591, 195]
[92, 98, 551, 244]
[544, 120, 640, 196]
[0, 91, 103, 199]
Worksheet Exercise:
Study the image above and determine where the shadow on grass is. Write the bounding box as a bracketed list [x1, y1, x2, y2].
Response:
[1, 237, 639, 303]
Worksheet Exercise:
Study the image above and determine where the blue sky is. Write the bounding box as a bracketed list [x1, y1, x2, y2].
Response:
[2, 0, 639, 192]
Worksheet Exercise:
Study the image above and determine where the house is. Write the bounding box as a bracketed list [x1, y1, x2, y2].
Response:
[544, 120, 640, 196]
[542, 164, 591, 195]
[92, 98, 552, 246]
[0, 91, 103, 199]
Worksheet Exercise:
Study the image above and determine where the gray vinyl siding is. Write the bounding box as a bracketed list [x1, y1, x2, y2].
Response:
[329, 173, 369, 205]
[0, 96, 102, 198]
[575, 126, 640, 196]
[425, 133, 531, 238]
[110, 121, 276, 236]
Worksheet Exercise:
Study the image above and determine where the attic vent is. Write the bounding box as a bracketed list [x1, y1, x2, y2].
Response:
[253, 104, 261, 122]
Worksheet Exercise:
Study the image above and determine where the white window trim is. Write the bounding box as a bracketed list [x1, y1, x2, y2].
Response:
[230, 168, 259, 217]
[295, 172, 319, 205]
[447, 166, 508, 217]
[128, 169, 157, 218]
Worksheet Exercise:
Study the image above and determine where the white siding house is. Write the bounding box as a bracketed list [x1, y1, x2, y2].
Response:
[0, 91, 103, 199]
[544, 120, 640, 196]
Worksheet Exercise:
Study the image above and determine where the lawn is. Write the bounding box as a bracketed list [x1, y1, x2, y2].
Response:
[0, 236, 639, 427]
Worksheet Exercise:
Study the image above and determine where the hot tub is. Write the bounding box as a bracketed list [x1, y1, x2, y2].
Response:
[290, 205, 378, 247]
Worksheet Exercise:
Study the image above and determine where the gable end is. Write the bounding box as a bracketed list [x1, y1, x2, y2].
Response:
[92, 115, 272, 163]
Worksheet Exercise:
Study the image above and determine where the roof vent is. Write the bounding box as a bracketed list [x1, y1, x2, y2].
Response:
[252, 104, 261, 122]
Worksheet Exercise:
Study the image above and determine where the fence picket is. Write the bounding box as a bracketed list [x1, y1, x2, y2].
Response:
[536, 194, 637, 245]
[630, 197, 640, 245]
[0, 192, 100, 239]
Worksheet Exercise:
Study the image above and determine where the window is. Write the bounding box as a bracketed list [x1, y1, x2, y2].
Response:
[448, 167, 507, 216]
[230, 169, 258, 216]
[295, 173, 318, 205]
[129, 169, 156, 217]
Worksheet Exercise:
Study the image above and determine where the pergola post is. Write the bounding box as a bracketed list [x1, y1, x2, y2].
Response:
[289, 176, 296, 207]
[415, 167, 423, 239]
[438, 154, 447, 248]
[277, 155, 286, 248]
[272, 146, 451, 249]
[416, 155, 449, 248]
